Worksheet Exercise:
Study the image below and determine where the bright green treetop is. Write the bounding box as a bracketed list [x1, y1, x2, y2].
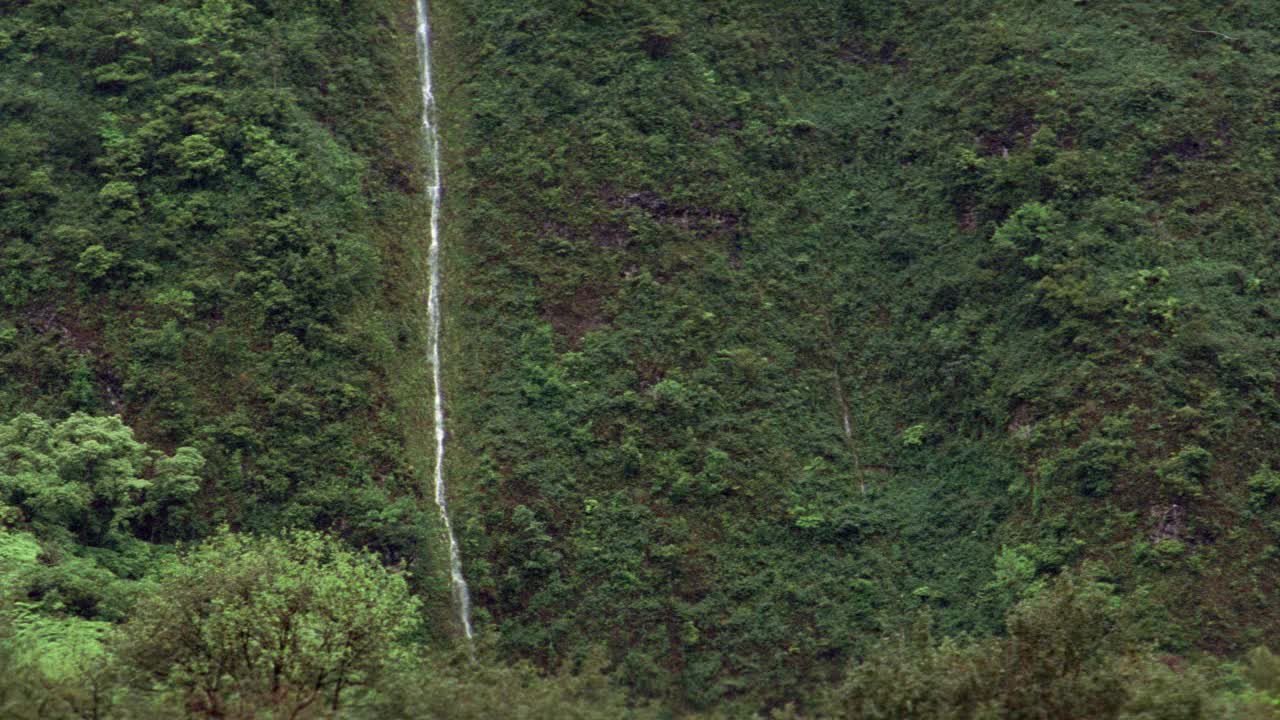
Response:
[120, 530, 422, 718]
[0, 413, 203, 546]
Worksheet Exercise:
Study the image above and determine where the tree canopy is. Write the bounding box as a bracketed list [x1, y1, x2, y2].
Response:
[121, 530, 421, 718]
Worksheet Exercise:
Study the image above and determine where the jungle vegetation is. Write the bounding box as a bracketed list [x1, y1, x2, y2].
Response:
[4, 0, 1280, 717]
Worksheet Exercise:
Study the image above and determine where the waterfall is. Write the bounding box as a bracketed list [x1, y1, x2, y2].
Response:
[415, 0, 474, 642]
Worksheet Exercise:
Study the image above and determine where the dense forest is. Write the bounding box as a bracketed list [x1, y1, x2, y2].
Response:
[4, 0, 1280, 717]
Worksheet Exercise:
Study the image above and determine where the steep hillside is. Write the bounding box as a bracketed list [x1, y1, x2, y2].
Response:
[5, 0, 1280, 716]
[0, 0, 478, 637]
[2, 0, 441, 551]
[434, 0, 1280, 708]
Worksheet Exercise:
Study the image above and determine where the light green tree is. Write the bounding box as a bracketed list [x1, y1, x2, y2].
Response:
[120, 530, 421, 719]
[0, 413, 203, 545]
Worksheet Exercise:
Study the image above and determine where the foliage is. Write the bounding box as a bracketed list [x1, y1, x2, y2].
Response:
[431, 0, 1280, 707]
[360, 647, 656, 720]
[0, 0, 441, 572]
[0, 412, 203, 544]
[119, 530, 421, 718]
[822, 573, 1209, 720]
[7, 0, 1280, 715]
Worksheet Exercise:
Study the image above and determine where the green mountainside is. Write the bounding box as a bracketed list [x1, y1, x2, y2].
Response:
[3, 0, 1280, 717]
[1, 0, 434, 549]
[437, 0, 1280, 706]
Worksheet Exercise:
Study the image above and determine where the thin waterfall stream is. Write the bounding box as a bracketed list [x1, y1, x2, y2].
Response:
[415, 0, 474, 642]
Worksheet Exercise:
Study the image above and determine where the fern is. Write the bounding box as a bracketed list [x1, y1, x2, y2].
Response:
[0, 528, 40, 588]
[3, 606, 111, 681]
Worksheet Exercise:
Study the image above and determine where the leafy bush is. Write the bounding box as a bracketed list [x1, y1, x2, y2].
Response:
[0, 413, 202, 545]
[120, 530, 421, 718]
[823, 573, 1210, 720]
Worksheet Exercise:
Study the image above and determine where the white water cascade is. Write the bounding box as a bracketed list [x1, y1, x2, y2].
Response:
[415, 0, 474, 642]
